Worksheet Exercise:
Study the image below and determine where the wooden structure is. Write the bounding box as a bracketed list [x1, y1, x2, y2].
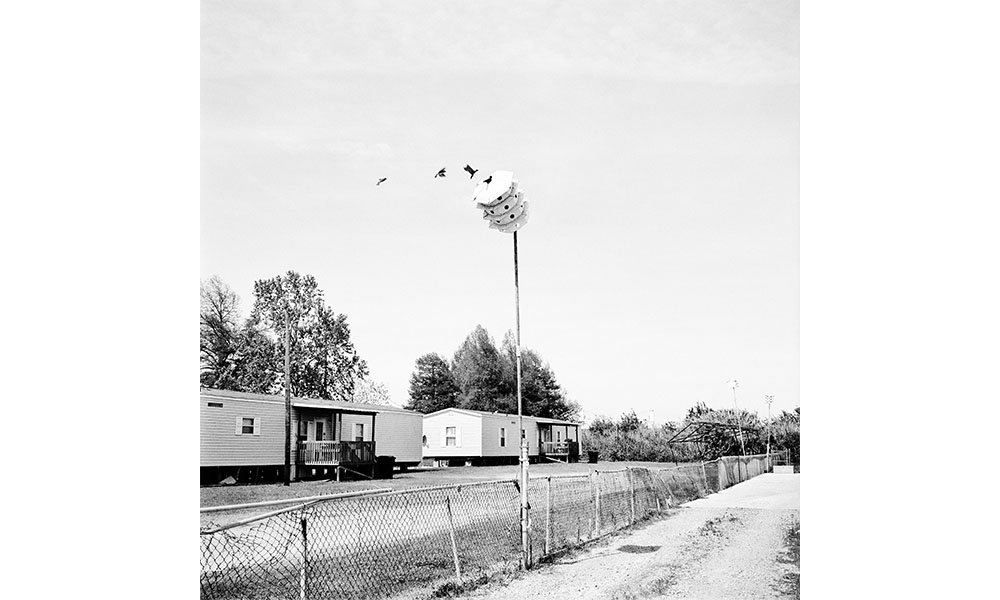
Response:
[664, 420, 746, 459]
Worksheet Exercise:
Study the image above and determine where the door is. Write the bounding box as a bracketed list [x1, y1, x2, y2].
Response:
[307, 421, 326, 461]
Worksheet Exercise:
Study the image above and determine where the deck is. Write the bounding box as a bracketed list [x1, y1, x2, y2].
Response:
[297, 441, 376, 466]
[540, 441, 580, 459]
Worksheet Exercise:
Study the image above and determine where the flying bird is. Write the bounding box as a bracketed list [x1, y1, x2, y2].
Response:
[482, 175, 492, 185]
[434, 167, 447, 178]
[376, 177, 387, 186]
[464, 164, 478, 179]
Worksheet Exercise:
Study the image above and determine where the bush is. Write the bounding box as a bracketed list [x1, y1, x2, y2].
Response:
[582, 406, 799, 463]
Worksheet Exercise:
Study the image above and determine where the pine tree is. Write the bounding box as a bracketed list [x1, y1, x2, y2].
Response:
[405, 353, 459, 413]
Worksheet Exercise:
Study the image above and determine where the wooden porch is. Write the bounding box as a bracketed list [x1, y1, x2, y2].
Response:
[297, 441, 376, 466]
[539, 440, 580, 461]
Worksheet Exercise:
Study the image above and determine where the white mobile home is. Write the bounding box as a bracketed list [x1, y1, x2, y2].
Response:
[200, 388, 423, 484]
[421, 408, 581, 466]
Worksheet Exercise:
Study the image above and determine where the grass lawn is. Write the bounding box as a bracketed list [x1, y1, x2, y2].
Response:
[201, 460, 698, 514]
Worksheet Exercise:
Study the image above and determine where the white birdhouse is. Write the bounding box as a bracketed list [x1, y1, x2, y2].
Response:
[473, 170, 529, 233]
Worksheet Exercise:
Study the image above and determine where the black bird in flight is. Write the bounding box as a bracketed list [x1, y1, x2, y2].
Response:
[434, 167, 447, 178]
[376, 177, 387, 186]
[482, 175, 492, 185]
[464, 164, 478, 179]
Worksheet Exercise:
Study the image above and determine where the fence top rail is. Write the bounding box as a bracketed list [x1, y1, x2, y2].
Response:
[653, 464, 704, 472]
[200, 488, 393, 514]
[717, 453, 770, 460]
[363, 477, 518, 498]
[529, 472, 591, 481]
[201, 498, 336, 534]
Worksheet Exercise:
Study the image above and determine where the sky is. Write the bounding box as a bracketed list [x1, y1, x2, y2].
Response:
[201, 0, 799, 424]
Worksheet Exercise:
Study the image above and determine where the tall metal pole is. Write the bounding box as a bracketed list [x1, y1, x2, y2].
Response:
[284, 307, 292, 486]
[513, 231, 529, 569]
[764, 395, 774, 459]
[730, 381, 747, 456]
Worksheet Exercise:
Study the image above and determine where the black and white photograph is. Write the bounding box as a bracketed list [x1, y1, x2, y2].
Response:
[9, 1, 1000, 600]
[199, 1, 799, 598]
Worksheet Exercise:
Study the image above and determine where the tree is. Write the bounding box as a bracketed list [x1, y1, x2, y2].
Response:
[588, 416, 616, 436]
[352, 378, 393, 406]
[451, 325, 506, 411]
[771, 407, 800, 464]
[200, 276, 241, 389]
[499, 331, 580, 420]
[405, 353, 460, 413]
[229, 315, 280, 394]
[250, 271, 368, 401]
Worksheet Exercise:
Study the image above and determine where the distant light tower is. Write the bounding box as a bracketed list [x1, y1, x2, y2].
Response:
[727, 379, 747, 456]
[764, 395, 775, 458]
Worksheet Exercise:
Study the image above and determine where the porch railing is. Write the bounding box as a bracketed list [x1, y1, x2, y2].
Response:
[540, 441, 579, 456]
[297, 441, 376, 465]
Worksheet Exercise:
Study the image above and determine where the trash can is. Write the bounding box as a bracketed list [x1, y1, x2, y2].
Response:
[587, 451, 599, 464]
[375, 455, 396, 479]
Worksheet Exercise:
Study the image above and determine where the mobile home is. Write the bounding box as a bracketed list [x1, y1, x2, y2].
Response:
[200, 388, 423, 484]
[421, 407, 580, 466]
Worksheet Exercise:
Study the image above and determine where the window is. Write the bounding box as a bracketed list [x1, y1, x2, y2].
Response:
[446, 426, 457, 447]
[422, 434, 428, 447]
[556, 430, 562, 442]
[499, 427, 507, 447]
[354, 423, 364, 441]
[207, 402, 223, 408]
[236, 417, 259, 436]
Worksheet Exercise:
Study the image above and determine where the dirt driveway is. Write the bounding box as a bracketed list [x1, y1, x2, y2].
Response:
[460, 473, 800, 600]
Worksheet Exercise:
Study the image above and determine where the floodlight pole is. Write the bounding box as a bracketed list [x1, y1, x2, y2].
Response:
[764, 395, 774, 459]
[513, 230, 529, 569]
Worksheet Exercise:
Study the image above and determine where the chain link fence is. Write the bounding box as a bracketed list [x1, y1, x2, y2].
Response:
[714, 453, 771, 490]
[201, 454, 772, 599]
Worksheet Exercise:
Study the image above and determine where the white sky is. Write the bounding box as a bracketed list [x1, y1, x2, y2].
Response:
[201, 0, 799, 423]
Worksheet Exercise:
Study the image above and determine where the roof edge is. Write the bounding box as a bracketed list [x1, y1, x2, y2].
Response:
[199, 388, 419, 415]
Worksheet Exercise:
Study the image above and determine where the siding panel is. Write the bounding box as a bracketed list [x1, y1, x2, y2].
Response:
[374, 411, 423, 464]
[480, 414, 521, 458]
[422, 412, 482, 458]
[200, 397, 288, 467]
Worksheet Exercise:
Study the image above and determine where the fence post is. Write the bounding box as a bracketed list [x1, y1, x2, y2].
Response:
[593, 470, 601, 537]
[545, 476, 552, 556]
[445, 496, 462, 585]
[628, 468, 636, 524]
[701, 462, 708, 491]
[299, 515, 308, 600]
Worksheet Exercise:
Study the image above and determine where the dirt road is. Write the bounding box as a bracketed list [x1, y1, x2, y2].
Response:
[461, 473, 800, 600]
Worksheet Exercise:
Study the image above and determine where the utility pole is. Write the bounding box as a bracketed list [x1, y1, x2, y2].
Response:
[728, 379, 747, 456]
[284, 306, 291, 486]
